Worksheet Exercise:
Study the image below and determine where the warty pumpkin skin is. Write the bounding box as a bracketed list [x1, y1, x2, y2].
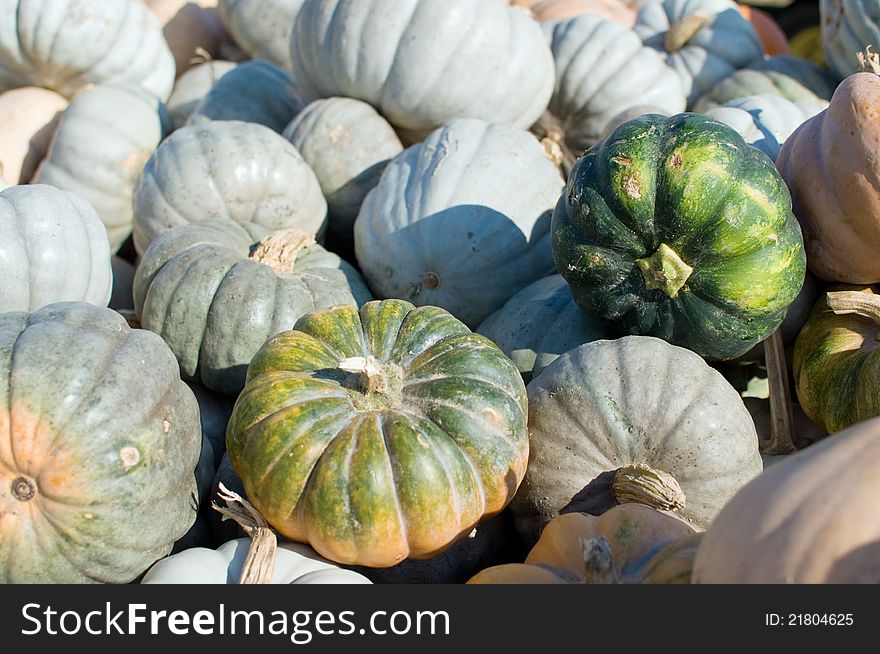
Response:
[634, 0, 765, 107]
[468, 504, 698, 584]
[792, 288, 880, 435]
[32, 83, 171, 252]
[0, 0, 175, 101]
[226, 299, 529, 567]
[291, 0, 554, 132]
[477, 275, 611, 383]
[546, 13, 686, 152]
[218, 0, 304, 71]
[132, 120, 327, 256]
[776, 71, 880, 284]
[355, 118, 563, 329]
[133, 219, 372, 396]
[0, 302, 201, 583]
[693, 416, 880, 583]
[0, 87, 68, 186]
[820, 0, 880, 80]
[166, 60, 237, 130]
[510, 335, 762, 546]
[552, 112, 806, 361]
[0, 184, 112, 313]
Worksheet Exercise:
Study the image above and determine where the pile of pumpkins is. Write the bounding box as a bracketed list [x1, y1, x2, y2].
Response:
[0, 0, 878, 585]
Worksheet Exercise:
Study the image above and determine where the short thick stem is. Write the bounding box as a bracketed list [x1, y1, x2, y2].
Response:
[826, 290, 880, 341]
[761, 327, 796, 455]
[665, 13, 711, 52]
[212, 483, 276, 584]
[611, 463, 686, 512]
[249, 229, 316, 274]
[636, 243, 693, 298]
[338, 356, 390, 394]
[581, 536, 617, 584]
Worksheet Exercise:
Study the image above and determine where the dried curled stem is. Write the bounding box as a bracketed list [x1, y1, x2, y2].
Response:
[760, 327, 796, 455]
[612, 463, 686, 512]
[212, 483, 277, 584]
[665, 13, 711, 52]
[857, 45, 880, 75]
[249, 229, 316, 274]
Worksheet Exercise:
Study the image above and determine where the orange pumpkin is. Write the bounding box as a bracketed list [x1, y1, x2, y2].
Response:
[738, 4, 789, 56]
[0, 87, 68, 185]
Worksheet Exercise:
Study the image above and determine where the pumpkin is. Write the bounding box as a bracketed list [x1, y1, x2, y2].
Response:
[792, 288, 880, 434]
[132, 120, 327, 255]
[32, 83, 170, 252]
[738, 4, 788, 56]
[0, 87, 68, 185]
[0, 301, 201, 583]
[283, 97, 403, 251]
[692, 416, 880, 583]
[0, 184, 112, 313]
[704, 93, 820, 161]
[355, 119, 563, 329]
[134, 219, 372, 395]
[468, 504, 699, 584]
[546, 14, 686, 152]
[0, 0, 175, 101]
[820, 0, 880, 80]
[510, 335, 763, 546]
[144, 0, 229, 77]
[291, 0, 554, 132]
[186, 60, 305, 133]
[552, 112, 807, 361]
[226, 299, 529, 567]
[776, 63, 880, 284]
[218, 0, 304, 71]
[166, 60, 237, 129]
[476, 275, 611, 383]
[634, 0, 765, 107]
[514, 0, 637, 25]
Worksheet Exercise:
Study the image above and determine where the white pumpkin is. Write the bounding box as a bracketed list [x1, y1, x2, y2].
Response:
[283, 97, 404, 248]
[0, 0, 175, 100]
[166, 60, 237, 129]
[143, 538, 373, 584]
[132, 120, 327, 255]
[143, 0, 229, 77]
[820, 0, 880, 80]
[218, 0, 305, 70]
[0, 87, 68, 185]
[291, 0, 555, 132]
[547, 14, 686, 151]
[635, 0, 765, 107]
[32, 83, 170, 252]
[354, 118, 563, 328]
[0, 184, 112, 312]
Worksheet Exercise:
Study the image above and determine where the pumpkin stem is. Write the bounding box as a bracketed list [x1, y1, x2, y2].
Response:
[856, 45, 880, 75]
[212, 483, 277, 584]
[338, 355, 390, 394]
[611, 463, 686, 512]
[665, 13, 712, 53]
[580, 536, 618, 584]
[530, 110, 578, 178]
[636, 243, 693, 298]
[760, 327, 797, 455]
[249, 229, 316, 274]
[826, 291, 880, 339]
[189, 46, 214, 67]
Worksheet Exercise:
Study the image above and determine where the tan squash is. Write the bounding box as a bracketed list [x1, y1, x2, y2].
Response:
[776, 52, 880, 283]
[512, 0, 636, 26]
[693, 416, 880, 583]
[0, 87, 68, 185]
[144, 0, 229, 77]
[468, 504, 699, 584]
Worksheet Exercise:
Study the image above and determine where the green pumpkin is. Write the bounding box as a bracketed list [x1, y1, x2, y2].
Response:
[226, 299, 529, 568]
[792, 287, 880, 434]
[552, 112, 806, 360]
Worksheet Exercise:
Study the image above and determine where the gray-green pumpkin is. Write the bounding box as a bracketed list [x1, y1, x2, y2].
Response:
[166, 60, 238, 129]
[0, 301, 201, 583]
[218, 0, 305, 71]
[133, 219, 372, 395]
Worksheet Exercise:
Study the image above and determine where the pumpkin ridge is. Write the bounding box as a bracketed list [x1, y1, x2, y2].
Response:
[374, 411, 410, 549]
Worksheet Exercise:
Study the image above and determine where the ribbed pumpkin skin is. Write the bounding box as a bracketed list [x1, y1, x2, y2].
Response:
[218, 0, 304, 70]
[820, 0, 880, 80]
[635, 0, 764, 107]
[692, 68, 830, 115]
[0, 185, 112, 313]
[355, 119, 563, 329]
[477, 275, 611, 383]
[187, 60, 305, 133]
[552, 112, 806, 361]
[291, 0, 554, 131]
[32, 84, 170, 252]
[166, 60, 237, 129]
[546, 14, 686, 151]
[134, 220, 372, 396]
[468, 505, 698, 584]
[132, 120, 327, 255]
[793, 288, 880, 434]
[511, 336, 762, 546]
[283, 97, 403, 247]
[0, 302, 201, 583]
[0, 0, 175, 101]
[693, 417, 880, 583]
[227, 300, 529, 567]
